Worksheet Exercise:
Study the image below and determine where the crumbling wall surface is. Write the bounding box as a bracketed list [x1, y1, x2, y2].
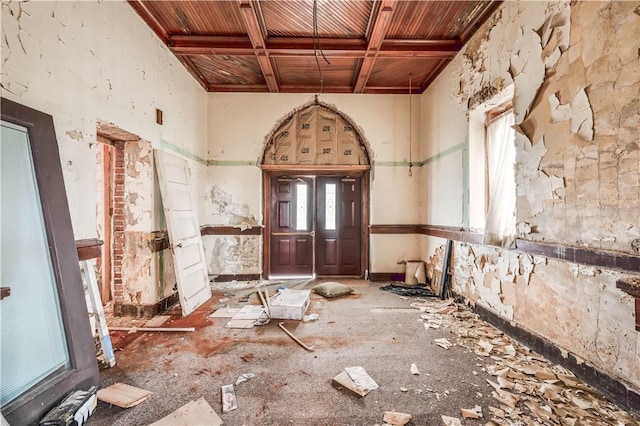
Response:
[1, 1, 207, 239]
[421, 0, 640, 392]
[446, 240, 639, 389]
[449, 0, 640, 252]
[204, 235, 260, 276]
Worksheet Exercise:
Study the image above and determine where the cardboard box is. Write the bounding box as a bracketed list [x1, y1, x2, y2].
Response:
[269, 289, 311, 320]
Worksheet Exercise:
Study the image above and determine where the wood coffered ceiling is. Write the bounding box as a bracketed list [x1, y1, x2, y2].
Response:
[128, 1, 501, 94]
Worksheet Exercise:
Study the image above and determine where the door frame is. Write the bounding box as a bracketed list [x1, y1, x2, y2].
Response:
[261, 165, 370, 279]
[1, 98, 100, 425]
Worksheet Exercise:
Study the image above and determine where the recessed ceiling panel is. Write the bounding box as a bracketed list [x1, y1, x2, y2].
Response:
[141, 1, 246, 36]
[387, 1, 488, 39]
[261, 1, 373, 38]
[276, 57, 358, 90]
[190, 55, 266, 86]
[366, 58, 443, 91]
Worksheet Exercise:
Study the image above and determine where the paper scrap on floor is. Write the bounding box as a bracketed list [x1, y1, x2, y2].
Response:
[221, 384, 237, 413]
[148, 397, 222, 426]
[209, 307, 240, 318]
[332, 366, 378, 397]
[97, 383, 151, 408]
[224, 305, 266, 329]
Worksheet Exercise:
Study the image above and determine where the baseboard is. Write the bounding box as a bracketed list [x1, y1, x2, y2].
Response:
[473, 302, 640, 413]
[212, 274, 261, 282]
[369, 272, 405, 282]
[114, 291, 180, 318]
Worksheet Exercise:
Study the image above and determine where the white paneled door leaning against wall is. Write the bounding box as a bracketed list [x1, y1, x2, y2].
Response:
[154, 150, 211, 316]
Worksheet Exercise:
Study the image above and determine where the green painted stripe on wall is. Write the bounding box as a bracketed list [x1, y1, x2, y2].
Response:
[159, 139, 209, 166]
[376, 142, 466, 167]
[208, 160, 257, 166]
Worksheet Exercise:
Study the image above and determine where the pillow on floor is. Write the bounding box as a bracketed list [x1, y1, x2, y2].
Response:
[313, 282, 354, 298]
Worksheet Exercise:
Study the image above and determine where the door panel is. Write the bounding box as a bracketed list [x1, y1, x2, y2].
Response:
[270, 177, 314, 276]
[316, 177, 362, 275]
[155, 150, 211, 316]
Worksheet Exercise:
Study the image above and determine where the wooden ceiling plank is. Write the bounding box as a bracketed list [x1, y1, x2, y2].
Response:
[127, 1, 168, 43]
[459, 0, 503, 43]
[354, 0, 396, 93]
[238, 0, 279, 92]
[180, 55, 209, 90]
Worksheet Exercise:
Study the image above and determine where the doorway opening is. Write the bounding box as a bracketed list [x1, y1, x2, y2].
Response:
[259, 100, 372, 279]
[95, 135, 115, 305]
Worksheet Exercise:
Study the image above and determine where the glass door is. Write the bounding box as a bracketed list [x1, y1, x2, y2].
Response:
[0, 121, 70, 405]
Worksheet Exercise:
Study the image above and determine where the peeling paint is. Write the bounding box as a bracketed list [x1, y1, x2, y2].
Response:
[208, 184, 257, 226]
[208, 236, 259, 275]
[66, 129, 83, 141]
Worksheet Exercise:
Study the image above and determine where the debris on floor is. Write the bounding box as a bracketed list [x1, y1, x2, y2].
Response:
[270, 289, 311, 320]
[434, 337, 453, 349]
[414, 298, 639, 426]
[411, 298, 457, 314]
[208, 307, 240, 318]
[382, 410, 412, 425]
[108, 326, 195, 333]
[40, 386, 97, 426]
[441, 415, 462, 426]
[144, 315, 171, 327]
[460, 405, 483, 419]
[410, 363, 420, 375]
[235, 373, 256, 386]
[303, 313, 319, 322]
[380, 283, 437, 298]
[148, 397, 222, 426]
[278, 321, 315, 351]
[332, 366, 379, 397]
[220, 384, 237, 413]
[96, 383, 151, 408]
[224, 305, 268, 329]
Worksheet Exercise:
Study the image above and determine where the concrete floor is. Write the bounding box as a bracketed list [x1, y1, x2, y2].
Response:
[88, 280, 638, 425]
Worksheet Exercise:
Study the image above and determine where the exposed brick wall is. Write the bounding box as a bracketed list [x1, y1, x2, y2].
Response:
[112, 141, 125, 307]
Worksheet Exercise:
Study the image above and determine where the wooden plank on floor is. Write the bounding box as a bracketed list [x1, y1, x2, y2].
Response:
[97, 383, 151, 408]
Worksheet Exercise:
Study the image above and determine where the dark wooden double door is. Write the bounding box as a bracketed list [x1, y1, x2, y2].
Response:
[270, 176, 362, 277]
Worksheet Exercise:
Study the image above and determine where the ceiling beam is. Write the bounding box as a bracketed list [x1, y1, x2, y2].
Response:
[127, 1, 169, 43]
[460, 1, 502, 44]
[169, 35, 459, 59]
[238, 0, 279, 92]
[353, 0, 396, 93]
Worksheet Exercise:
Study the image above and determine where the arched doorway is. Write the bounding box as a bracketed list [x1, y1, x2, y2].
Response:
[259, 99, 372, 279]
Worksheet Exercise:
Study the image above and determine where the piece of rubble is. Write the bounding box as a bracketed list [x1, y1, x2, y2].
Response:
[235, 373, 255, 386]
[383, 411, 411, 426]
[441, 415, 462, 426]
[461, 405, 483, 419]
[410, 363, 420, 375]
[434, 338, 453, 349]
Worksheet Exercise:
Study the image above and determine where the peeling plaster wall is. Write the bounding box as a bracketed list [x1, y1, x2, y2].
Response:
[420, 1, 640, 390]
[1, 0, 208, 238]
[206, 93, 422, 274]
[1, 1, 207, 305]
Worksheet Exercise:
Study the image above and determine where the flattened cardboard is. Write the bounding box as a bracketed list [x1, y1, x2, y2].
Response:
[149, 397, 223, 426]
